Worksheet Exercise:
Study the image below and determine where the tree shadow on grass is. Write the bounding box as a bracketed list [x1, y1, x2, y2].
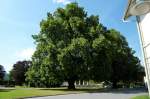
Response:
[39, 88, 108, 93]
[0, 89, 14, 92]
[106, 88, 148, 94]
[40, 87, 148, 94]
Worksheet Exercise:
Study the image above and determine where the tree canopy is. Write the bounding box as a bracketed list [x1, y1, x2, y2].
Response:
[26, 3, 144, 89]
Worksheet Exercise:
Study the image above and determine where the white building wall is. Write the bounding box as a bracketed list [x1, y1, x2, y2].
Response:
[139, 12, 150, 69]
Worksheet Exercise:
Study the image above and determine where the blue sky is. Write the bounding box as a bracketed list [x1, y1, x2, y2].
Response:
[0, 0, 142, 72]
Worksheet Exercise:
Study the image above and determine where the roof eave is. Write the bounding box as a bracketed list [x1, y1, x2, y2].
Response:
[123, 0, 133, 21]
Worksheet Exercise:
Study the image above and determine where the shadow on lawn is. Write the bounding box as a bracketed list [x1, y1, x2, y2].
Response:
[40, 88, 105, 92]
[106, 88, 148, 94]
[0, 89, 14, 92]
[40, 87, 148, 94]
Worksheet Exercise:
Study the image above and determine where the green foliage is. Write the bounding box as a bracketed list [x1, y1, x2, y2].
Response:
[26, 41, 63, 87]
[104, 29, 144, 88]
[26, 2, 144, 89]
[91, 35, 112, 81]
[58, 38, 90, 84]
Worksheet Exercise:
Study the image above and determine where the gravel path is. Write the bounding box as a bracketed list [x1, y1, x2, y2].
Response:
[27, 88, 148, 99]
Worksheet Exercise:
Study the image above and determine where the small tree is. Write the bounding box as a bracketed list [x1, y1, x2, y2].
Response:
[11, 60, 31, 85]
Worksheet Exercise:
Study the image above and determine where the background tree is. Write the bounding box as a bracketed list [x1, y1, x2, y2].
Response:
[103, 29, 145, 88]
[11, 60, 31, 85]
[0, 65, 5, 83]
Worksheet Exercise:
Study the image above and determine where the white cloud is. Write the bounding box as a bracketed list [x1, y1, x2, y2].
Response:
[53, 0, 71, 5]
[17, 48, 35, 60]
[2, 48, 35, 73]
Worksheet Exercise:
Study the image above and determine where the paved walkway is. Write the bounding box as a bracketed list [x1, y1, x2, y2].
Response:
[27, 88, 148, 99]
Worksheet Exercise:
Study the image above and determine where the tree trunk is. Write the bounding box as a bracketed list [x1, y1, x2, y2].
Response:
[112, 80, 117, 89]
[68, 80, 75, 90]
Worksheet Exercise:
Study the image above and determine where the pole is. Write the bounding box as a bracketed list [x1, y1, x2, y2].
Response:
[136, 16, 150, 96]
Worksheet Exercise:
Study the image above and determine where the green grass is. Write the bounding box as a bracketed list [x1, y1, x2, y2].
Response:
[0, 87, 102, 99]
[0, 88, 77, 99]
[131, 95, 149, 99]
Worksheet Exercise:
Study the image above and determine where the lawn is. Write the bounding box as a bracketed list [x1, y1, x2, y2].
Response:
[0, 87, 102, 99]
[0, 88, 77, 99]
[131, 95, 149, 99]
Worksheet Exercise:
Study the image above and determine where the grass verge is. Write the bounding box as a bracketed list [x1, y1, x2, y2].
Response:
[131, 95, 149, 99]
[0, 87, 102, 99]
